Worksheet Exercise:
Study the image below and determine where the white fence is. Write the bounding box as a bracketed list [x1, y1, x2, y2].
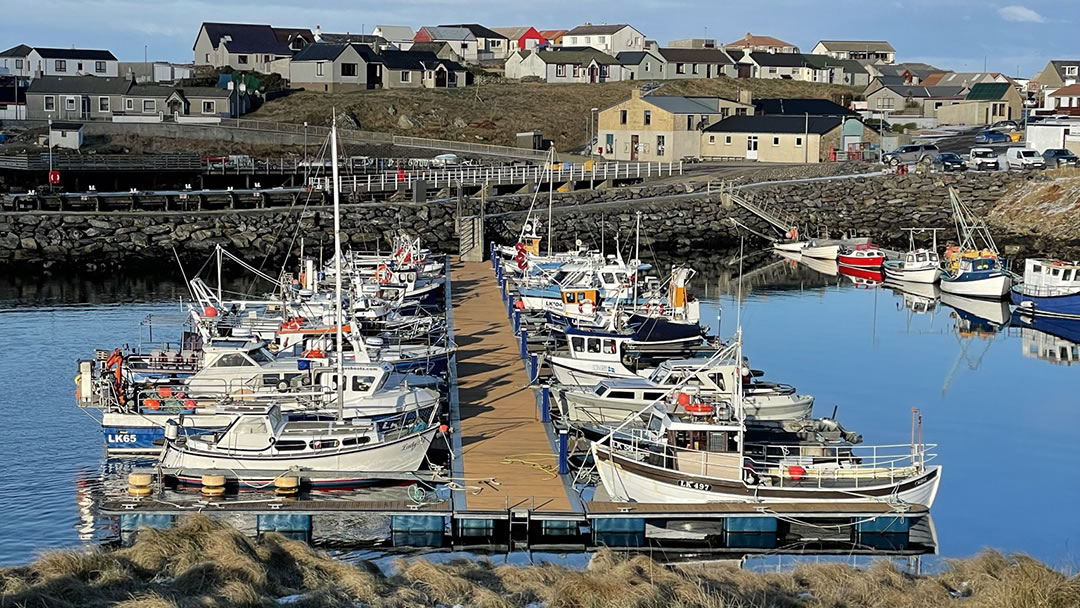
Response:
[307, 160, 683, 192]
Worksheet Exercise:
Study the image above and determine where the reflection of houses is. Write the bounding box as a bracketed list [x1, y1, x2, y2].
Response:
[597, 89, 754, 162]
[1016, 326, 1080, 366]
[505, 48, 622, 83]
[26, 75, 248, 120]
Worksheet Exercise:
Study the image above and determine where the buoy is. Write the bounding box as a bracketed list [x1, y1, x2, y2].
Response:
[275, 476, 300, 496]
[676, 392, 691, 406]
[183, 399, 197, 410]
[684, 402, 715, 416]
[514, 298, 525, 310]
[144, 398, 161, 410]
[128, 472, 152, 497]
[201, 473, 227, 496]
[787, 465, 807, 481]
[202, 306, 218, 318]
[158, 386, 173, 398]
[439, 424, 449, 433]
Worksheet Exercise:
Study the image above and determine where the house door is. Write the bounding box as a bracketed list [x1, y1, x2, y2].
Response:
[80, 96, 90, 119]
[737, 64, 751, 79]
[588, 66, 599, 83]
[746, 136, 758, 160]
[706, 64, 712, 78]
[631, 134, 639, 160]
[435, 69, 447, 88]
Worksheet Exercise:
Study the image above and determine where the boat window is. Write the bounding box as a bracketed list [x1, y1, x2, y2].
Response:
[929, 253, 939, 262]
[587, 338, 601, 353]
[275, 440, 307, 451]
[1064, 269, 1073, 281]
[237, 419, 267, 435]
[1052, 268, 1061, 277]
[607, 391, 635, 400]
[906, 254, 915, 263]
[1033, 264, 1042, 272]
[973, 259, 993, 271]
[249, 348, 274, 363]
[642, 391, 665, 401]
[565, 291, 577, 304]
[615, 273, 629, 284]
[262, 374, 281, 387]
[212, 353, 255, 367]
[571, 336, 585, 352]
[603, 339, 617, 354]
[709, 431, 733, 453]
[647, 414, 664, 433]
[268, 408, 281, 429]
[342, 436, 371, 446]
[601, 272, 615, 284]
[708, 372, 726, 391]
[352, 375, 376, 392]
[916, 253, 927, 262]
[594, 385, 609, 396]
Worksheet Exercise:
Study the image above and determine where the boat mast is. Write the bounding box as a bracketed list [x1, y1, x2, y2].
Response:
[547, 146, 554, 256]
[216, 244, 223, 304]
[331, 113, 345, 421]
[633, 211, 641, 313]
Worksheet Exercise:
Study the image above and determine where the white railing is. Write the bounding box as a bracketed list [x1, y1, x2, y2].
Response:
[307, 160, 683, 192]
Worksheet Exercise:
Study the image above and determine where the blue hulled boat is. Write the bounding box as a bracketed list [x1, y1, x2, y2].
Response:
[1010, 259, 1080, 319]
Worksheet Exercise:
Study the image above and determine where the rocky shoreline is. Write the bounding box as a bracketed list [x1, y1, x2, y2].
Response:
[1, 170, 1072, 272]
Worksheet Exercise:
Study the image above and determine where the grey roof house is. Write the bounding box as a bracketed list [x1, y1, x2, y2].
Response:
[655, 47, 735, 79]
[193, 22, 294, 76]
[615, 51, 664, 80]
[26, 74, 248, 120]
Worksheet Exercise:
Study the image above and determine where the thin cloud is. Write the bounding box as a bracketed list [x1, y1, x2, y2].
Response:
[997, 5, 1046, 23]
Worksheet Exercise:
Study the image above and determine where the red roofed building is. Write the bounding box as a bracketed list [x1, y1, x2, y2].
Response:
[724, 32, 799, 54]
[493, 27, 547, 51]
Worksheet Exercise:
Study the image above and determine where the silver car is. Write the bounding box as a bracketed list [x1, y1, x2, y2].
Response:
[882, 144, 940, 166]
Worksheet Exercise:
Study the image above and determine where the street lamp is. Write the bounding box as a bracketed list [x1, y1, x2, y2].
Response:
[303, 121, 308, 182]
[589, 107, 599, 156]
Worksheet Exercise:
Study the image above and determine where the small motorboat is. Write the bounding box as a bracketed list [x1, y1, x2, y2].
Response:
[1010, 258, 1080, 319]
[838, 244, 885, 268]
[772, 241, 807, 253]
[802, 240, 841, 260]
[883, 229, 942, 284]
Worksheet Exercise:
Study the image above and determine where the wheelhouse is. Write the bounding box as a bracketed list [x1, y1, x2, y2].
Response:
[1021, 259, 1080, 296]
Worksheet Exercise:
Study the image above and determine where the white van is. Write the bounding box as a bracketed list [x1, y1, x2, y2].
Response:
[1006, 147, 1046, 170]
[430, 153, 460, 168]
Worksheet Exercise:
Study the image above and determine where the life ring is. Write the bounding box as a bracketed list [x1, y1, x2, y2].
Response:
[282, 319, 302, 331]
[578, 298, 595, 315]
[645, 302, 666, 316]
[376, 265, 393, 284]
[516, 256, 528, 270]
[684, 402, 714, 415]
[514, 242, 526, 253]
[312, 440, 322, 450]
[787, 465, 807, 481]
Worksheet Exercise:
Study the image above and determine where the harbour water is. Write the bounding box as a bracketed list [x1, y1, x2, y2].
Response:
[1, 258, 1077, 567]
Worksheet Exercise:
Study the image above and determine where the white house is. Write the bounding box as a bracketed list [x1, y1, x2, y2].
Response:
[439, 24, 510, 60]
[810, 40, 895, 64]
[562, 24, 645, 55]
[2, 45, 119, 78]
[372, 25, 416, 50]
[49, 122, 84, 150]
[414, 26, 479, 63]
[0, 44, 33, 78]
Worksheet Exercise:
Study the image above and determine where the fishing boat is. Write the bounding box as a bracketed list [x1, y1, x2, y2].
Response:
[591, 335, 942, 506]
[1010, 258, 1080, 318]
[838, 244, 886, 268]
[939, 189, 1011, 299]
[548, 320, 709, 386]
[802, 240, 841, 260]
[882, 228, 942, 284]
[158, 403, 441, 486]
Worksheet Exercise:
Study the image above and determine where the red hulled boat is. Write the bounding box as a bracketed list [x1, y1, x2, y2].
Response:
[838, 243, 886, 268]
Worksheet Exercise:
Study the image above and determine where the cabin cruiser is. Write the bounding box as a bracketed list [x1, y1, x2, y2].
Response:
[556, 357, 813, 423]
[1010, 258, 1080, 319]
[159, 402, 441, 487]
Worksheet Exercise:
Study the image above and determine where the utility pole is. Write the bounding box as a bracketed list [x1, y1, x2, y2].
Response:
[803, 112, 809, 164]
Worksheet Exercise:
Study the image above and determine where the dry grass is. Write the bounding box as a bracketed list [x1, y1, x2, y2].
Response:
[988, 173, 1080, 255]
[250, 77, 862, 151]
[2, 516, 1077, 607]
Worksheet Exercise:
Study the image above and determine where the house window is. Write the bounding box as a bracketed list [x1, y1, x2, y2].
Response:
[600, 65, 609, 78]
[15, 58, 23, 70]
[876, 97, 895, 110]
[205, 53, 210, 62]
[676, 63, 686, 74]
[687, 115, 694, 129]
[77, 62, 83, 71]
[316, 62, 324, 76]
[44, 96, 55, 111]
[598, 36, 606, 43]
[64, 97, 76, 111]
[95, 61, 106, 73]
[237, 55, 248, 65]
[643, 110, 651, 125]
[644, 62, 650, 72]
[584, 36, 590, 44]
[768, 66, 777, 74]
[725, 135, 732, 145]
[98, 97, 109, 112]
[125, 98, 134, 111]
[1066, 66, 1078, 76]
[772, 136, 780, 146]
[55, 59, 66, 72]
[619, 109, 627, 124]
[569, 37, 577, 44]
[736, 108, 748, 116]
[400, 70, 411, 83]
[143, 99, 155, 113]
[721, 107, 729, 118]
[264, 55, 271, 63]
[708, 135, 715, 144]
[556, 64, 566, 77]
[692, 64, 699, 74]
[202, 100, 216, 114]
[656, 135, 665, 156]
[795, 136, 803, 147]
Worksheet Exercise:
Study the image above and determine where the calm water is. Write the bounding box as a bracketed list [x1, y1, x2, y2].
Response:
[1, 260, 1077, 567]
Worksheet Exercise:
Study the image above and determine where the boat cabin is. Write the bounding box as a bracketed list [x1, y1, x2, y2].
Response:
[314, 362, 393, 399]
[1021, 259, 1080, 296]
[644, 406, 744, 479]
[904, 248, 939, 269]
[646, 359, 740, 396]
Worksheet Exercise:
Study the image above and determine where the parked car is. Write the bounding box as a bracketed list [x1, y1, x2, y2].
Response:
[975, 130, 1010, 144]
[1006, 147, 1046, 170]
[882, 144, 940, 166]
[932, 153, 966, 172]
[431, 153, 460, 168]
[989, 120, 1020, 132]
[966, 148, 1000, 171]
[1041, 148, 1080, 168]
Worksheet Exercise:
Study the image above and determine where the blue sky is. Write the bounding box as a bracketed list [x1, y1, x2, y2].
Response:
[1, 0, 1074, 76]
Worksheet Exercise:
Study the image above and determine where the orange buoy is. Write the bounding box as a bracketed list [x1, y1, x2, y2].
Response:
[158, 386, 173, 398]
[676, 392, 691, 407]
[514, 298, 525, 310]
[439, 424, 449, 433]
[144, 398, 161, 410]
[184, 399, 197, 410]
[684, 402, 714, 415]
[788, 465, 806, 481]
[203, 306, 218, 318]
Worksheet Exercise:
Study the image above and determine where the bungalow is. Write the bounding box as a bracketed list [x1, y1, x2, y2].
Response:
[801, 55, 869, 87]
[414, 27, 478, 63]
[724, 33, 799, 54]
[492, 27, 547, 51]
[810, 40, 895, 64]
[26, 75, 249, 120]
[164, 87, 239, 117]
[1046, 83, 1080, 116]
[193, 22, 294, 76]
[615, 51, 664, 80]
[371, 26, 416, 50]
[538, 30, 568, 46]
[563, 24, 646, 55]
[12, 47, 119, 78]
[597, 89, 754, 161]
[656, 48, 735, 79]
[440, 24, 510, 60]
[377, 50, 470, 89]
[1032, 60, 1080, 89]
[701, 115, 876, 163]
[736, 52, 819, 81]
[935, 82, 1024, 125]
[864, 85, 966, 117]
[289, 43, 379, 92]
[507, 48, 622, 83]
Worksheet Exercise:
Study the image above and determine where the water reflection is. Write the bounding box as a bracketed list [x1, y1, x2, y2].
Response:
[1010, 314, 1080, 366]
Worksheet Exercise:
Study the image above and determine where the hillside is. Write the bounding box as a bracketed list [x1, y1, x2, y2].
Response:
[250, 78, 862, 152]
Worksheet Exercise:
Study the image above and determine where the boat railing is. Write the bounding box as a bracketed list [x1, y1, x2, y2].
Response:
[1018, 284, 1079, 298]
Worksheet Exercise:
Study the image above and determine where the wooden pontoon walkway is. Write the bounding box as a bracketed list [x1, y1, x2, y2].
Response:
[451, 261, 572, 512]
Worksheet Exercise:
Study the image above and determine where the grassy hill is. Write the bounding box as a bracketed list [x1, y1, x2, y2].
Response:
[250, 78, 862, 152]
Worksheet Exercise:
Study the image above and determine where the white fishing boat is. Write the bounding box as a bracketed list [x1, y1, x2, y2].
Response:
[881, 228, 942, 284]
[801, 240, 841, 260]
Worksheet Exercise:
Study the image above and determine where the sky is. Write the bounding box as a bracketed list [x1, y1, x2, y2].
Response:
[1, 0, 1076, 77]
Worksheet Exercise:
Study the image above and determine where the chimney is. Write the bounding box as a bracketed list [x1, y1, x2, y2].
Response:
[745, 32, 752, 40]
[632, 88, 642, 100]
[738, 88, 752, 106]
[315, 24, 322, 41]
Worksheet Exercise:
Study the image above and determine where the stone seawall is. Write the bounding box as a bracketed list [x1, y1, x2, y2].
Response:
[0, 170, 1065, 271]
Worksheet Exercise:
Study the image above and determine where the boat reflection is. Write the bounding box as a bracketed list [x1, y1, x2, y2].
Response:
[1010, 313, 1080, 366]
[839, 265, 883, 288]
[885, 279, 940, 315]
[938, 293, 1010, 395]
[775, 250, 839, 278]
